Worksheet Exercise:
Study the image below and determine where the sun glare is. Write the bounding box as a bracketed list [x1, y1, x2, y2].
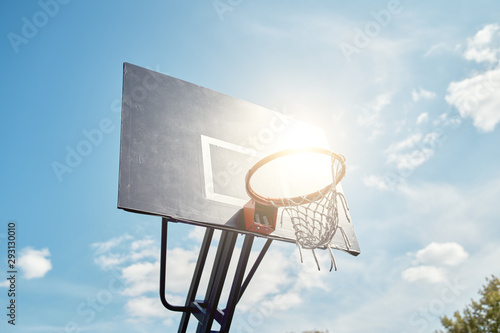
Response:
[250, 151, 340, 199]
[282, 121, 331, 149]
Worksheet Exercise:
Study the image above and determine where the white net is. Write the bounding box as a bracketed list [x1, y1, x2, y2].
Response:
[273, 156, 351, 271]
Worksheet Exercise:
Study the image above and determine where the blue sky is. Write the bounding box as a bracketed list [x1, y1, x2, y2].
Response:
[1, 0, 500, 332]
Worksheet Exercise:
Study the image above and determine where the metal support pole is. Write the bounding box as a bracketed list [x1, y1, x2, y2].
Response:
[219, 234, 254, 332]
[178, 226, 214, 332]
[159, 218, 190, 312]
[196, 230, 238, 333]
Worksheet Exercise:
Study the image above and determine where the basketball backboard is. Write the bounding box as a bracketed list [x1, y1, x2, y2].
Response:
[118, 63, 360, 256]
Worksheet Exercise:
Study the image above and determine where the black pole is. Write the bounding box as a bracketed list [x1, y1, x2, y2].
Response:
[196, 230, 238, 332]
[159, 218, 190, 312]
[220, 234, 254, 332]
[178, 227, 214, 332]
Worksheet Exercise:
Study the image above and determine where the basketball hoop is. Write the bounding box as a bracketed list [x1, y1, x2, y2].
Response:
[245, 148, 351, 271]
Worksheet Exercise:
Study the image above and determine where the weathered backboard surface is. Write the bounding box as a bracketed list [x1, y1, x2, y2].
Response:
[118, 63, 360, 255]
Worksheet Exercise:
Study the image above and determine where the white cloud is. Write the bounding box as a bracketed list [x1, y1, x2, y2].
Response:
[412, 88, 436, 102]
[357, 93, 392, 140]
[386, 133, 422, 153]
[445, 66, 500, 132]
[94, 253, 126, 269]
[0, 280, 10, 288]
[414, 242, 469, 266]
[423, 131, 440, 145]
[236, 247, 296, 312]
[91, 235, 201, 319]
[130, 247, 159, 262]
[130, 239, 155, 251]
[119, 245, 199, 297]
[187, 227, 206, 243]
[416, 112, 429, 124]
[365, 136, 444, 191]
[372, 93, 392, 111]
[18, 247, 52, 279]
[401, 265, 447, 283]
[121, 261, 159, 297]
[91, 235, 159, 270]
[125, 296, 167, 318]
[363, 175, 390, 191]
[160, 247, 198, 293]
[444, 24, 500, 132]
[271, 292, 303, 311]
[295, 251, 333, 290]
[91, 234, 133, 255]
[434, 111, 462, 128]
[463, 23, 500, 63]
[384, 131, 444, 174]
[187, 226, 221, 243]
[237, 247, 339, 314]
[387, 148, 434, 171]
[402, 243, 468, 284]
[424, 42, 447, 57]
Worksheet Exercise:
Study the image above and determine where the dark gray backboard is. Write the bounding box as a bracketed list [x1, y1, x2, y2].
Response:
[118, 63, 360, 255]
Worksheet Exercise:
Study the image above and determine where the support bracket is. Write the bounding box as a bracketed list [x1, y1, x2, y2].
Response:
[159, 218, 273, 333]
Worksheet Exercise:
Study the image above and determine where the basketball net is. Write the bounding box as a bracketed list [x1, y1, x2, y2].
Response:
[273, 156, 351, 271]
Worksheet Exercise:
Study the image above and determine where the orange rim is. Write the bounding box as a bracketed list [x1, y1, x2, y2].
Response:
[245, 148, 346, 207]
